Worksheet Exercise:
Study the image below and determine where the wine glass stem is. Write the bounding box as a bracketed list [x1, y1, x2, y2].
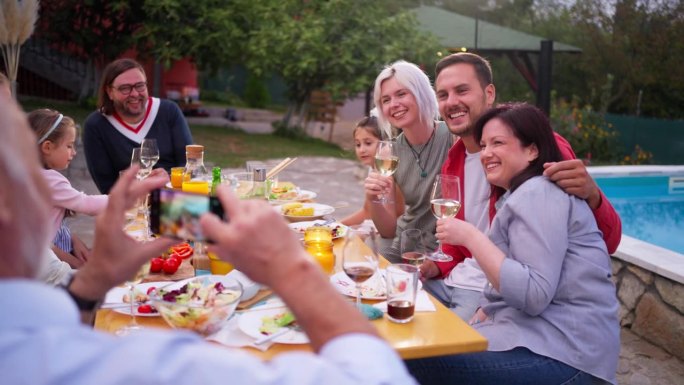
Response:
[128, 284, 137, 327]
[356, 283, 362, 308]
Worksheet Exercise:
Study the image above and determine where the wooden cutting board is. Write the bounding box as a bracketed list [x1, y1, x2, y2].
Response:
[237, 288, 273, 310]
[143, 258, 195, 283]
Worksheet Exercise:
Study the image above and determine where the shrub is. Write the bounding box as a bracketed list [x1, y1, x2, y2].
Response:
[244, 74, 271, 109]
[620, 144, 654, 165]
[550, 98, 620, 164]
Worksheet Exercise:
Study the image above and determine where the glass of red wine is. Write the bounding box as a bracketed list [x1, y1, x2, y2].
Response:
[341, 225, 379, 309]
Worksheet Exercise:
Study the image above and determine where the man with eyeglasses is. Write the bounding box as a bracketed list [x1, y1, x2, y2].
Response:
[84, 58, 193, 194]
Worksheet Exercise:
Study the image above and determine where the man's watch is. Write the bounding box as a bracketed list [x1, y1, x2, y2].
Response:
[59, 271, 103, 312]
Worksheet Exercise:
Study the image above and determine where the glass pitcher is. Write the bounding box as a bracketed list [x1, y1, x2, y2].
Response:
[182, 144, 209, 194]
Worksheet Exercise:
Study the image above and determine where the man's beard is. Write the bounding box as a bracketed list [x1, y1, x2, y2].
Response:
[114, 96, 147, 120]
[448, 121, 472, 137]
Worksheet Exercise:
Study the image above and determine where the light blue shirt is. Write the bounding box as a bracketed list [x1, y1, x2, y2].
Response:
[0, 280, 417, 385]
[476, 176, 620, 384]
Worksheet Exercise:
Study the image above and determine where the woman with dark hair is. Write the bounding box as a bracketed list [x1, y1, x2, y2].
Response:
[406, 103, 620, 384]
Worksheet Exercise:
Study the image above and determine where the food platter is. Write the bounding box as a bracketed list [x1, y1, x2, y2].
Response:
[274, 203, 335, 222]
[329, 271, 386, 300]
[329, 270, 422, 300]
[288, 220, 349, 239]
[104, 282, 166, 317]
[238, 307, 309, 344]
[268, 189, 317, 205]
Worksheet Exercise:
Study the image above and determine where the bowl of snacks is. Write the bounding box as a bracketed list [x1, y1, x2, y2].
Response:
[151, 275, 242, 335]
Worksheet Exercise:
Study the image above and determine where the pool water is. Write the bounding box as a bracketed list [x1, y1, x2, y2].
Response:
[596, 175, 684, 254]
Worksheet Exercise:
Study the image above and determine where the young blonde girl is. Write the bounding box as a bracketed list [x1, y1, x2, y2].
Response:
[29, 109, 108, 268]
[341, 116, 404, 226]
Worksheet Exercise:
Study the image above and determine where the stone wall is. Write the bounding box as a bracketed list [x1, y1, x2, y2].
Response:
[612, 257, 684, 361]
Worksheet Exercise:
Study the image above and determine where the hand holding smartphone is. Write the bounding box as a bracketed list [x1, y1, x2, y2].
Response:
[149, 188, 225, 242]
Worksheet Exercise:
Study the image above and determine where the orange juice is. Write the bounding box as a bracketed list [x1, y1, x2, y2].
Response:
[182, 180, 209, 195]
[170, 167, 185, 189]
[208, 252, 233, 274]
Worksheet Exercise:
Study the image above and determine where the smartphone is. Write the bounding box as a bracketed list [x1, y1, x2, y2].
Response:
[149, 188, 225, 242]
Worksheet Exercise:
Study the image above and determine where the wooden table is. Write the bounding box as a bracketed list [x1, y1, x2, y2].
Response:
[95, 237, 487, 360]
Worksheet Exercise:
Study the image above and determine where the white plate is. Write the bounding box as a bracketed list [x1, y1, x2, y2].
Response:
[104, 282, 166, 317]
[330, 270, 423, 300]
[288, 220, 349, 239]
[275, 203, 335, 221]
[269, 189, 318, 205]
[238, 308, 309, 344]
[330, 271, 386, 300]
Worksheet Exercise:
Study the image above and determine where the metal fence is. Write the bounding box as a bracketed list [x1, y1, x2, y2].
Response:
[606, 114, 684, 165]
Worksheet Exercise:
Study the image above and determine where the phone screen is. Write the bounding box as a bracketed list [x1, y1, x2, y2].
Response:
[150, 188, 225, 242]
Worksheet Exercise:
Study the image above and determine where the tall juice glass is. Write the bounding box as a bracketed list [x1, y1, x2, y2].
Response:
[170, 167, 185, 189]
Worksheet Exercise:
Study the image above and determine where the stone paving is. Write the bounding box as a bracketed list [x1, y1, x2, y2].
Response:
[63, 111, 684, 385]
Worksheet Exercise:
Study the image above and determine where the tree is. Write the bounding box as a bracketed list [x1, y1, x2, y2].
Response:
[135, 0, 250, 72]
[36, 1, 145, 101]
[244, 0, 441, 131]
[492, 0, 684, 119]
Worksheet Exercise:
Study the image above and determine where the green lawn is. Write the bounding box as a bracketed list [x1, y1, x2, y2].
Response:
[19, 97, 353, 168]
[20, 97, 94, 124]
[191, 124, 354, 168]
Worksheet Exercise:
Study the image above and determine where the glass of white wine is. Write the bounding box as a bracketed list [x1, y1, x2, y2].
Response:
[428, 174, 461, 262]
[131, 148, 150, 180]
[140, 138, 160, 171]
[341, 226, 380, 309]
[115, 260, 151, 336]
[373, 140, 399, 204]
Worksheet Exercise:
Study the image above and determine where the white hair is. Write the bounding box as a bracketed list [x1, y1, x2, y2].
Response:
[373, 60, 438, 139]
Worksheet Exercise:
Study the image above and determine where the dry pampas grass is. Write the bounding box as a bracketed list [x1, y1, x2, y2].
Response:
[1, 0, 40, 96]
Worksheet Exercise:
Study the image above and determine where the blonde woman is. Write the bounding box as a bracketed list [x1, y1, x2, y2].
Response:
[365, 61, 453, 262]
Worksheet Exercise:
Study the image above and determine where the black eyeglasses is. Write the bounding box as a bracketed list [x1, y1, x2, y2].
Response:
[112, 82, 147, 95]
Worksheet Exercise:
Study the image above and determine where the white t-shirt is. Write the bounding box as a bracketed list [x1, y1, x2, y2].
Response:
[444, 151, 488, 291]
[37, 248, 73, 286]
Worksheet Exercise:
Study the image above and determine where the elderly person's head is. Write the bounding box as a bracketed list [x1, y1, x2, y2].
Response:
[0, 100, 53, 278]
[0, 72, 11, 100]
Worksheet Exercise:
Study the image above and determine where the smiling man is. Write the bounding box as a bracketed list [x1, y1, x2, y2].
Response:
[418, 52, 622, 321]
[83, 58, 193, 194]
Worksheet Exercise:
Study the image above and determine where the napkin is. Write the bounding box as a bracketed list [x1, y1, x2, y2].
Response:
[206, 316, 274, 352]
[372, 290, 437, 313]
[206, 297, 288, 352]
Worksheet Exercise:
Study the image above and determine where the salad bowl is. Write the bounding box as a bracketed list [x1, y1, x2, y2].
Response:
[151, 275, 242, 335]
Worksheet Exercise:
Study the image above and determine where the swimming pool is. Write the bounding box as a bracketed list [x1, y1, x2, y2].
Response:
[593, 168, 684, 254]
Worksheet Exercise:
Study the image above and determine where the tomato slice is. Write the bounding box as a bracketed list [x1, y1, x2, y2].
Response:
[174, 247, 194, 259]
[172, 243, 191, 252]
[137, 304, 155, 314]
